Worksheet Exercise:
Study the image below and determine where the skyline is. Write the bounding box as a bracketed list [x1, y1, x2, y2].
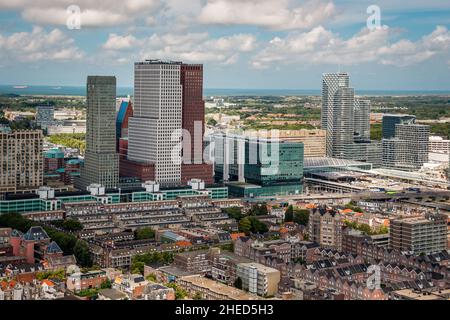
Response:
[0, 0, 449, 90]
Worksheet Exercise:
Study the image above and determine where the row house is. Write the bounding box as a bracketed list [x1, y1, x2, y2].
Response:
[299, 270, 387, 300]
[378, 263, 427, 283]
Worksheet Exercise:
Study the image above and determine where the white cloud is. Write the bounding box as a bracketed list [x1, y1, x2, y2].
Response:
[0, 26, 84, 62]
[0, 0, 161, 27]
[101, 31, 257, 65]
[198, 0, 335, 30]
[251, 25, 450, 69]
[103, 34, 140, 50]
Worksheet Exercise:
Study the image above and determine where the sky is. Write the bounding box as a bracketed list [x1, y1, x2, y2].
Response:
[0, 0, 449, 90]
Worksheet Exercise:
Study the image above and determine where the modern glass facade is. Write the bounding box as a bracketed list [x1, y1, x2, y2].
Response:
[382, 114, 416, 139]
[211, 133, 304, 197]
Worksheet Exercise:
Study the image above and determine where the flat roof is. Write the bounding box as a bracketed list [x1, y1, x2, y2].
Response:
[179, 275, 261, 300]
[304, 157, 371, 168]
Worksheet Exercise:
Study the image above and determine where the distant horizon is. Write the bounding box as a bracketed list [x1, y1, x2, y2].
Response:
[1, 84, 450, 97]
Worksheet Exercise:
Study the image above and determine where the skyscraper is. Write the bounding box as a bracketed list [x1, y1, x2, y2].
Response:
[126, 60, 213, 186]
[382, 114, 416, 139]
[321, 72, 350, 157]
[321, 73, 381, 164]
[128, 60, 183, 185]
[77, 76, 119, 189]
[353, 99, 371, 142]
[180, 64, 214, 184]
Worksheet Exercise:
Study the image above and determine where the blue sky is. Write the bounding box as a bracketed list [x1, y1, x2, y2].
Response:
[0, 0, 449, 90]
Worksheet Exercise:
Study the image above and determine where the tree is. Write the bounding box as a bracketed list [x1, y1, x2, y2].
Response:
[101, 279, 112, 289]
[62, 219, 83, 232]
[193, 292, 203, 300]
[249, 217, 269, 234]
[239, 217, 252, 235]
[73, 240, 93, 267]
[166, 283, 187, 300]
[293, 209, 309, 226]
[135, 227, 155, 240]
[146, 273, 157, 282]
[284, 205, 294, 222]
[131, 261, 145, 275]
[234, 277, 243, 289]
[224, 207, 243, 221]
[207, 118, 217, 126]
[248, 203, 268, 216]
[239, 216, 268, 235]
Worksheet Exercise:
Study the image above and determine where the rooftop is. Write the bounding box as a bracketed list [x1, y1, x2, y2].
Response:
[179, 275, 261, 300]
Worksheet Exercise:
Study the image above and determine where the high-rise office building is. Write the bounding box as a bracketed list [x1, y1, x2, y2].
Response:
[180, 64, 213, 184]
[126, 60, 213, 186]
[382, 114, 416, 139]
[77, 76, 119, 189]
[0, 130, 43, 193]
[396, 124, 429, 166]
[382, 123, 430, 171]
[209, 132, 304, 197]
[128, 61, 183, 185]
[390, 214, 447, 254]
[353, 99, 371, 142]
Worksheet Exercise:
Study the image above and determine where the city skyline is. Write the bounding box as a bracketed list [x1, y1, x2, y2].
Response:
[0, 1, 449, 90]
[0, 1, 449, 304]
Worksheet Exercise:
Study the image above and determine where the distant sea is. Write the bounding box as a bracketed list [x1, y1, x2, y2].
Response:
[0, 85, 449, 97]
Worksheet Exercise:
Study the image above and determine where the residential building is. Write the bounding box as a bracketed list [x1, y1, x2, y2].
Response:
[177, 274, 260, 300]
[390, 214, 447, 254]
[66, 270, 107, 292]
[0, 130, 43, 193]
[321, 73, 352, 158]
[236, 262, 281, 297]
[77, 76, 119, 189]
[320, 73, 379, 163]
[142, 283, 175, 300]
[173, 250, 211, 274]
[308, 207, 343, 250]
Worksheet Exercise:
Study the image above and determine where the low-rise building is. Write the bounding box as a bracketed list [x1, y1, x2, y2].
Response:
[236, 262, 281, 297]
[66, 270, 107, 293]
[177, 275, 261, 300]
